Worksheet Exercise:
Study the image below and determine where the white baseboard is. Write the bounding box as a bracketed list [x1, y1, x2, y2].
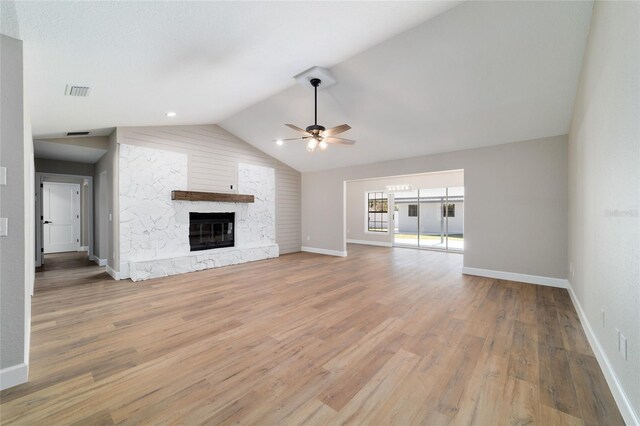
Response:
[301, 246, 347, 257]
[78, 246, 88, 252]
[346, 239, 393, 247]
[106, 265, 120, 280]
[119, 262, 130, 280]
[0, 363, 28, 391]
[461, 267, 568, 288]
[94, 257, 107, 266]
[566, 281, 639, 426]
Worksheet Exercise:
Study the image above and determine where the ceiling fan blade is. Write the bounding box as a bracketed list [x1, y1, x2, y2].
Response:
[273, 137, 309, 142]
[326, 137, 356, 145]
[285, 124, 311, 136]
[323, 124, 351, 137]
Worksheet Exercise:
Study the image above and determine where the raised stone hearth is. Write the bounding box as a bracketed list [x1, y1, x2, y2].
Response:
[119, 143, 278, 281]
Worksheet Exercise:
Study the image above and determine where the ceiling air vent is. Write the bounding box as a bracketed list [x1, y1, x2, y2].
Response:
[64, 85, 91, 97]
[67, 131, 90, 136]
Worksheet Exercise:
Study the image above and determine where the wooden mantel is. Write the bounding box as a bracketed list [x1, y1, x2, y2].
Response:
[171, 190, 254, 203]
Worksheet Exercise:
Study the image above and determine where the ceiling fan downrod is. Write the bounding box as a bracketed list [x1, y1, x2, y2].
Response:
[306, 78, 325, 136]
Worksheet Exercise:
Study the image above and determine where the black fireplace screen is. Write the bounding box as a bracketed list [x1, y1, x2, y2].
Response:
[189, 212, 235, 251]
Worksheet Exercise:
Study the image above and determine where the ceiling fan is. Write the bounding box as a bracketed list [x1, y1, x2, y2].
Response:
[275, 78, 355, 152]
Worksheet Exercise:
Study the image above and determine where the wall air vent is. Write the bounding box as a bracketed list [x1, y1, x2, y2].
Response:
[66, 131, 90, 136]
[64, 85, 91, 97]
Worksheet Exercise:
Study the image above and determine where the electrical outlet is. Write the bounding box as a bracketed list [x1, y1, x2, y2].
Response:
[306, 235, 310, 241]
[616, 328, 621, 350]
[619, 332, 628, 360]
[600, 308, 605, 328]
[569, 262, 574, 277]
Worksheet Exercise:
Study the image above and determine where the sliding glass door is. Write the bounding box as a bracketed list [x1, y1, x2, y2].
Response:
[393, 190, 420, 247]
[445, 186, 464, 251]
[393, 187, 464, 252]
[416, 188, 447, 249]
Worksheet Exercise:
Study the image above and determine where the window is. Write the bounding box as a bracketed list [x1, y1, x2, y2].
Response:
[408, 204, 418, 217]
[442, 203, 455, 218]
[367, 192, 388, 232]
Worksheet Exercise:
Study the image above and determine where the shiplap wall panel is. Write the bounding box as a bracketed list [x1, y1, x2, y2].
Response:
[118, 125, 301, 254]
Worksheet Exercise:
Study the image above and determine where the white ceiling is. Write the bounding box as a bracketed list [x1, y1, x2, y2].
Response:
[34, 140, 107, 163]
[221, 1, 594, 172]
[1, 0, 460, 139]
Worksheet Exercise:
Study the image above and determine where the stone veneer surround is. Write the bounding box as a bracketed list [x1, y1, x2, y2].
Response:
[119, 143, 278, 281]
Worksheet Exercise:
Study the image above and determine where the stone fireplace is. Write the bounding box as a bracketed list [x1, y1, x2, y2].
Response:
[119, 143, 279, 281]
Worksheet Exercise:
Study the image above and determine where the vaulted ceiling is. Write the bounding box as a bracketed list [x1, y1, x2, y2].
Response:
[1, 0, 459, 138]
[2, 1, 593, 172]
[220, 1, 594, 171]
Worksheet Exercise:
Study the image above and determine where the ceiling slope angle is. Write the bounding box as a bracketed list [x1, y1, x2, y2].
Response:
[220, 0, 594, 172]
[6, 0, 461, 138]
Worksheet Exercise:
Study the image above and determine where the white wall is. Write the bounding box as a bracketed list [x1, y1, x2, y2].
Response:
[567, 1, 640, 422]
[304, 135, 568, 279]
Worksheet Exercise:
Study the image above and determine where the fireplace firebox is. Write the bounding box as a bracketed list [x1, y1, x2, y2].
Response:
[189, 212, 235, 251]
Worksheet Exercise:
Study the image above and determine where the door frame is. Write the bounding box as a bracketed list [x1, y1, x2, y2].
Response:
[36, 172, 94, 267]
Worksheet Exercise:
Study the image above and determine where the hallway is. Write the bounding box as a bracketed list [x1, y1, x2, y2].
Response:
[35, 252, 109, 292]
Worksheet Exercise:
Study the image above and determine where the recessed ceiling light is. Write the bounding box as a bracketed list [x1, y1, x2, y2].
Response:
[275, 139, 283, 146]
[166, 112, 177, 117]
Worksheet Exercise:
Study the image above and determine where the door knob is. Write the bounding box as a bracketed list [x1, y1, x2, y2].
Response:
[43, 221, 53, 224]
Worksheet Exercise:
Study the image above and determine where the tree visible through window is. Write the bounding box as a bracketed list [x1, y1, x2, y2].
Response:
[408, 204, 418, 217]
[367, 192, 388, 232]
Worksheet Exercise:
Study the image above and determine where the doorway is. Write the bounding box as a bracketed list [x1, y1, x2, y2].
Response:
[35, 173, 94, 268]
[42, 182, 81, 253]
[393, 186, 464, 251]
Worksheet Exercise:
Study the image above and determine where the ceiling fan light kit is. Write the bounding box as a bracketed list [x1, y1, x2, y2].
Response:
[275, 70, 355, 153]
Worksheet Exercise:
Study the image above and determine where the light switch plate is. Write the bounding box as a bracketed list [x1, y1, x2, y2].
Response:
[0, 167, 6, 185]
[0, 217, 8, 236]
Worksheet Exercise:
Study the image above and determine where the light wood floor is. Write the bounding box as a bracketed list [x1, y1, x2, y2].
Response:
[0, 246, 623, 425]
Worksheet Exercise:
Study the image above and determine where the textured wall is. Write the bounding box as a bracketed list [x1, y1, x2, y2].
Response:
[304, 135, 568, 279]
[117, 125, 300, 255]
[568, 1, 640, 419]
[119, 144, 277, 280]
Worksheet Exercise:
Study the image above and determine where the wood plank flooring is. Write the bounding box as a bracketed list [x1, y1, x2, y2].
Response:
[0, 246, 623, 425]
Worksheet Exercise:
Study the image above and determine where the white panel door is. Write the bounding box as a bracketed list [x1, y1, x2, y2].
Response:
[43, 182, 81, 253]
